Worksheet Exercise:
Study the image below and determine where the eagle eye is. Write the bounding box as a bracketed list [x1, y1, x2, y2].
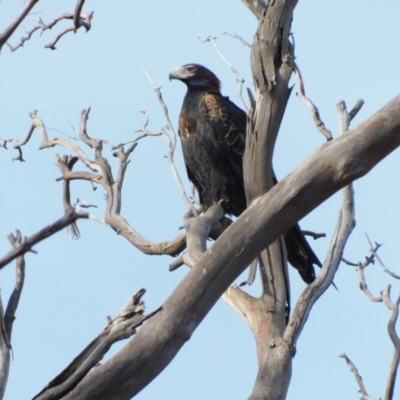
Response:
[187, 66, 195, 72]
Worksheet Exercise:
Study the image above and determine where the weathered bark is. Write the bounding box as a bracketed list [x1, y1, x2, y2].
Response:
[0, 0, 39, 51]
[243, 2, 298, 397]
[33, 290, 160, 400]
[62, 94, 400, 400]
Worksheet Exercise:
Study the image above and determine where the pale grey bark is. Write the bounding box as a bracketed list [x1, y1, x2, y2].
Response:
[62, 94, 400, 400]
[0, 298, 10, 400]
[0, 0, 39, 50]
[0, 232, 26, 400]
[33, 290, 160, 400]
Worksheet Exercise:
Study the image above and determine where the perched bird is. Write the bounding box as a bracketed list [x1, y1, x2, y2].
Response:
[169, 63, 321, 284]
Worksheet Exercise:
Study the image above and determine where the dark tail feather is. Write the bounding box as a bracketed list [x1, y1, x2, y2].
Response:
[284, 223, 321, 284]
[284, 223, 338, 289]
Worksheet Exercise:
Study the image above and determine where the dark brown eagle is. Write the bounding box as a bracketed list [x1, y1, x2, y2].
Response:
[169, 63, 321, 284]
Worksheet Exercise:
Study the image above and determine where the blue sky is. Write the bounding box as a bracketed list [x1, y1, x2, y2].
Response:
[0, 1, 399, 399]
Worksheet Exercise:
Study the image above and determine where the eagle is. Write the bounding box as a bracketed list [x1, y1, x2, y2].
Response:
[169, 63, 321, 284]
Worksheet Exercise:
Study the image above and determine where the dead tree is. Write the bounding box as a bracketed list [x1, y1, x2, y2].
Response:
[0, 1, 400, 400]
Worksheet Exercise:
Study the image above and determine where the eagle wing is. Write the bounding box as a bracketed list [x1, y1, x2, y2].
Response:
[178, 91, 247, 216]
[200, 93, 246, 184]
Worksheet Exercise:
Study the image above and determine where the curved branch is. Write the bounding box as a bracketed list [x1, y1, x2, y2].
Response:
[339, 353, 375, 400]
[382, 286, 400, 400]
[0, 210, 89, 270]
[0, 0, 39, 50]
[33, 289, 160, 400]
[241, 0, 266, 19]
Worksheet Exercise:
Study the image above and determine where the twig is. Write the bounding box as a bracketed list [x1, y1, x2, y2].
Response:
[0, 0, 39, 50]
[302, 230, 326, 240]
[293, 63, 332, 141]
[0, 209, 89, 270]
[365, 233, 400, 280]
[6, 0, 94, 52]
[382, 286, 400, 400]
[33, 289, 161, 400]
[349, 100, 365, 121]
[45, 27, 75, 50]
[339, 353, 375, 400]
[222, 31, 251, 47]
[0, 293, 10, 400]
[341, 257, 358, 266]
[169, 255, 185, 272]
[4, 232, 26, 339]
[198, 36, 249, 114]
[357, 262, 383, 302]
[143, 65, 198, 216]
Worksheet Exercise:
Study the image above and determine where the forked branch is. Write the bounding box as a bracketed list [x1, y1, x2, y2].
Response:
[0, 209, 89, 270]
[344, 236, 400, 400]
[5, 0, 94, 51]
[33, 289, 161, 400]
[0, 0, 39, 50]
[16, 109, 188, 257]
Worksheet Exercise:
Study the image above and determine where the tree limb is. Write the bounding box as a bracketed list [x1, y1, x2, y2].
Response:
[241, 0, 266, 20]
[382, 286, 400, 400]
[0, 231, 26, 399]
[0, 0, 39, 50]
[294, 63, 332, 141]
[339, 353, 375, 400]
[33, 289, 160, 400]
[0, 210, 89, 270]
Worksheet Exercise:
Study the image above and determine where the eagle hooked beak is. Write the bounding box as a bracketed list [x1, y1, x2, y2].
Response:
[169, 67, 182, 81]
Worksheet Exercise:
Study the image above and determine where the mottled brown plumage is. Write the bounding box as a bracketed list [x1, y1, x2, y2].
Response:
[169, 63, 321, 284]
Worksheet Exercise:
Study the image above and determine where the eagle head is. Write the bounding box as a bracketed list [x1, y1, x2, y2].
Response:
[169, 64, 221, 92]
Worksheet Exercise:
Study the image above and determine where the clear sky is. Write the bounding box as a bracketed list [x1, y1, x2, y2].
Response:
[0, 1, 399, 399]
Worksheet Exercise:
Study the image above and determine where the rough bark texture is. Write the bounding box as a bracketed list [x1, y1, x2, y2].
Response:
[62, 94, 400, 400]
[243, 3, 298, 397]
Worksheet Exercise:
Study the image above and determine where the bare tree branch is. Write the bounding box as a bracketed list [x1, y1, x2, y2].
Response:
[346, 233, 400, 400]
[0, 294, 10, 400]
[33, 289, 161, 400]
[0, 209, 89, 270]
[382, 286, 400, 400]
[143, 65, 197, 216]
[0, 0, 39, 50]
[222, 31, 251, 47]
[241, 0, 266, 19]
[365, 233, 400, 280]
[6, 1, 94, 52]
[182, 202, 225, 267]
[198, 36, 249, 113]
[4, 232, 26, 339]
[339, 353, 375, 400]
[285, 98, 364, 356]
[358, 261, 383, 302]
[302, 230, 326, 240]
[0, 231, 26, 399]
[294, 63, 332, 141]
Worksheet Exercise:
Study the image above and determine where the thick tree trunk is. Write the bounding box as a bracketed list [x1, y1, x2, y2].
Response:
[244, 2, 297, 397]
